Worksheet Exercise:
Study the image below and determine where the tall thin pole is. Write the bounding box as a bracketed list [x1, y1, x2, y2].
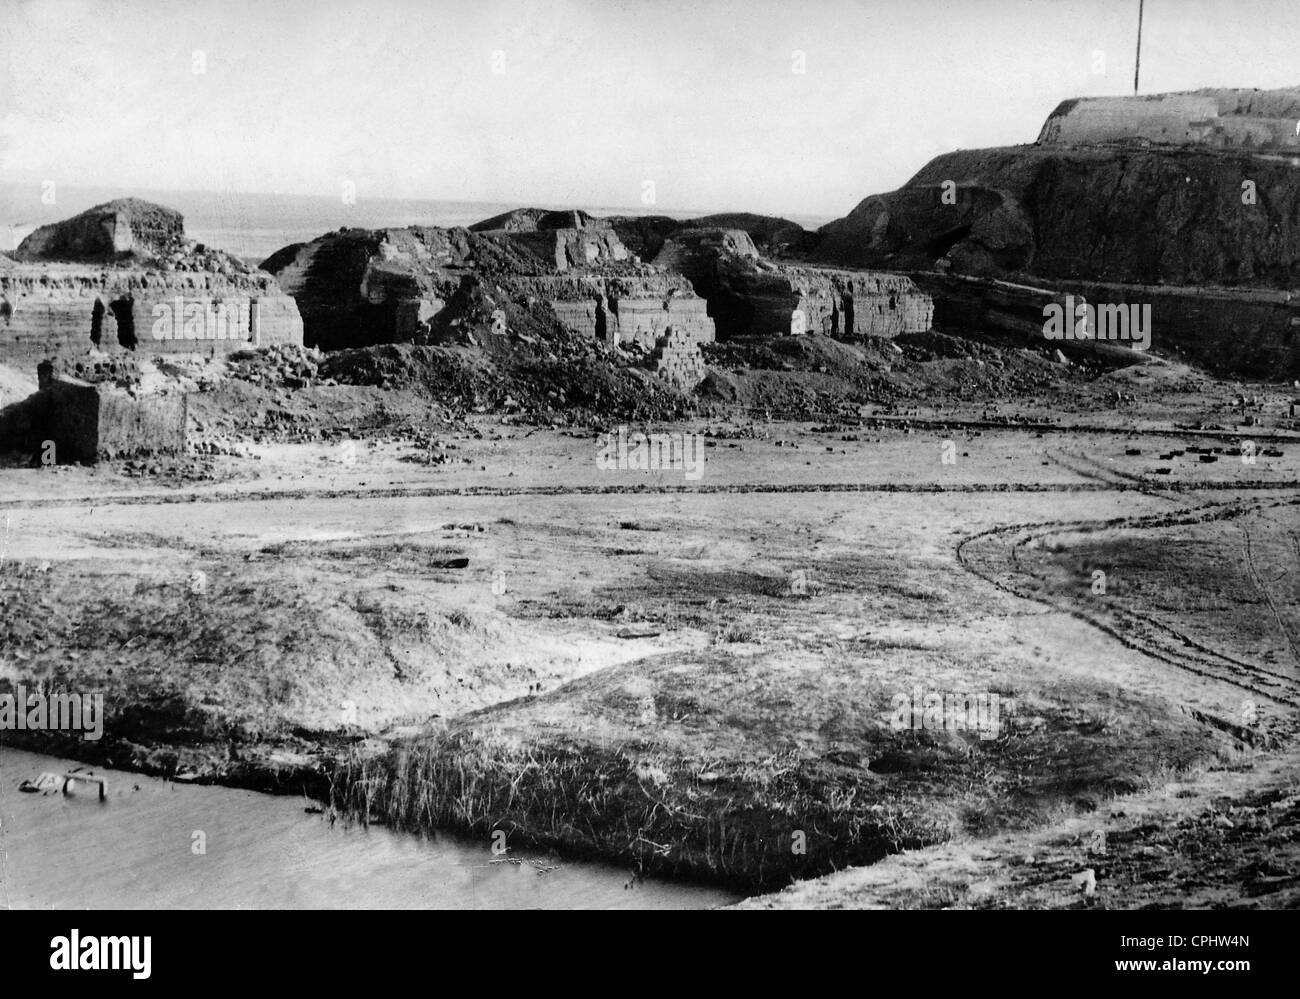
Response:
[1134, 0, 1144, 94]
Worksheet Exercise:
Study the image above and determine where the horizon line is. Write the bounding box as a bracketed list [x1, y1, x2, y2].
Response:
[0, 179, 842, 227]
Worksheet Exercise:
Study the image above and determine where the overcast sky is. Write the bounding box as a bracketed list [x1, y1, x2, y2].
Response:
[3, 0, 1299, 218]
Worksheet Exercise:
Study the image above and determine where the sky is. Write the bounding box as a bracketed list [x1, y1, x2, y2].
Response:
[2, 0, 1300, 219]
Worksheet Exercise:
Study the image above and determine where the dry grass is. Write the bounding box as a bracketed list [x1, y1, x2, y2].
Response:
[325, 733, 954, 891]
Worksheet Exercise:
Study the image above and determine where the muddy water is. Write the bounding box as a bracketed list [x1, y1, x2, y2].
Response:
[0, 750, 739, 909]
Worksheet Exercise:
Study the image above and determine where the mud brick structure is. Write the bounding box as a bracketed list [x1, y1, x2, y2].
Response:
[0, 266, 304, 368]
[649, 325, 710, 389]
[14, 198, 185, 262]
[2, 199, 303, 369]
[651, 227, 932, 340]
[1037, 89, 1300, 151]
[914, 272, 1300, 378]
[8, 367, 188, 463]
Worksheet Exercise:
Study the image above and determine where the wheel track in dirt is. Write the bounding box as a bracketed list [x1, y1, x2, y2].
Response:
[4, 476, 1300, 513]
[956, 491, 1300, 714]
[1043, 449, 1185, 504]
[1241, 522, 1300, 672]
[738, 407, 1300, 446]
[1014, 451, 1294, 692]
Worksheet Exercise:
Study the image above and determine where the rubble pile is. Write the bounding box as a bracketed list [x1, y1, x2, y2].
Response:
[225, 344, 329, 389]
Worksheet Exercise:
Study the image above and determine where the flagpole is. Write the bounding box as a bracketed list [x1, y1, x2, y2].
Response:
[1134, 0, 1144, 94]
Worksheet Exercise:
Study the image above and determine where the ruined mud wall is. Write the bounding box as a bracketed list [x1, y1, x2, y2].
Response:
[651, 228, 761, 278]
[531, 273, 715, 348]
[263, 228, 463, 351]
[1038, 95, 1222, 146]
[263, 223, 718, 352]
[509, 228, 630, 271]
[1046, 279, 1300, 378]
[1038, 89, 1300, 150]
[473, 209, 814, 265]
[263, 226, 564, 350]
[647, 227, 932, 340]
[650, 326, 710, 388]
[89, 382, 187, 460]
[0, 267, 303, 368]
[10, 374, 187, 463]
[614, 296, 712, 349]
[702, 259, 932, 339]
[915, 272, 1300, 379]
[759, 268, 932, 339]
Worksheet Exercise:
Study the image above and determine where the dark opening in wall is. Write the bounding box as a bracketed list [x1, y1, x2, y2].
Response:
[0, 297, 11, 326]
[110, 298, 136, 350]
[90, 299, 105, 347]
[703, 289, 755, 339]
[594, 297, 608, 344]
[924, 224, 972, 261]
[841, 293, 854, 337]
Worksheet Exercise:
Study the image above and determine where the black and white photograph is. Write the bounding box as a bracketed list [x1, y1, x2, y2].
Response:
[0, 0, 1294, 970]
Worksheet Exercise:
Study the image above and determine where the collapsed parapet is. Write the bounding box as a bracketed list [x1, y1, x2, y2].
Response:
[0, 264, 304, 369]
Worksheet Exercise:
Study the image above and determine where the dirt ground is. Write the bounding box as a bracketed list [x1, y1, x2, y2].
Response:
[2, 361, 1298, 901]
